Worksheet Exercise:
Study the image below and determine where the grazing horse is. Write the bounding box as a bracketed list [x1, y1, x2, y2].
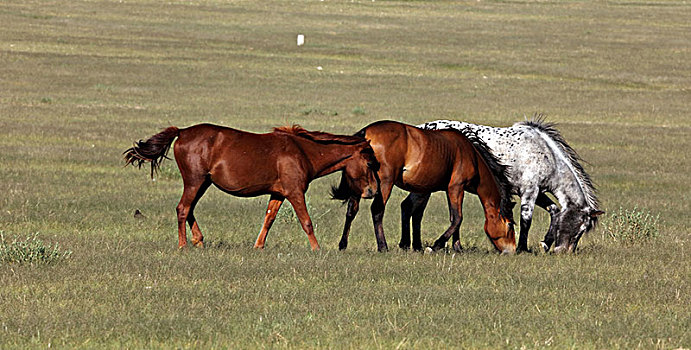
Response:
[414, 116, 604, 253]
[331, 120, 516, 253]
[123, 123, 379, 250]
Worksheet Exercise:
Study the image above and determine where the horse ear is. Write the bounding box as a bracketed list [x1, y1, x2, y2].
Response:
[589, 209, 605, 217]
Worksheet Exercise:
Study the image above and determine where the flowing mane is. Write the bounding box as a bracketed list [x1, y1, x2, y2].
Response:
[517, 115, 600, 212]
[274, 125, 367, 145]
[457, 128, 516, 222]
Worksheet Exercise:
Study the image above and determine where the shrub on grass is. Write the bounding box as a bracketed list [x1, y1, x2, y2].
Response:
[601, 207, 660, 244]
[351, 106, 366, 115]
[0, 232, 72, 264]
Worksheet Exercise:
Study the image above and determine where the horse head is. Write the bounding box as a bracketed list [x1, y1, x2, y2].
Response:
[552, 207, 605, 253]
[331, 143, 380, 201]
[485, 212, 517, 254]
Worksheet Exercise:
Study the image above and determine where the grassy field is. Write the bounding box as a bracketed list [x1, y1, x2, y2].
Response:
[1, 0, 689, 348]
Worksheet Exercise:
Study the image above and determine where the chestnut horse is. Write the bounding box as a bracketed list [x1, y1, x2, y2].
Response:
[331, 120, 516, 253]
[124, 123, 379, 250]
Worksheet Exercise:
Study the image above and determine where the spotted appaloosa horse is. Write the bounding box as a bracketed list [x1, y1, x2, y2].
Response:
[412, 116, 603, 253]
[331, 120, 516, 253]
[124, 123, 379, 251]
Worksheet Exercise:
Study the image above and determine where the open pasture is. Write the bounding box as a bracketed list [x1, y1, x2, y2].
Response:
[1, 0, 689, 348]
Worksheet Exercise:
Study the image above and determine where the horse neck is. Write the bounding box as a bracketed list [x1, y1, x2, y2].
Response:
[533, 129, 597, 210]
[475, 160, 505, 217]
[553, 175, 590, 210]
[299, 140, 360, 178]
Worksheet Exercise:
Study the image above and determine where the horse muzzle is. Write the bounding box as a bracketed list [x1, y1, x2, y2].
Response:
[554, 244, 575, 254]
[362, 187, 378, 199]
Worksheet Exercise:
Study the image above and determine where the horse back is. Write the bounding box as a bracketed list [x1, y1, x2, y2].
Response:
[174, 124, 306, 196]
[408, 127, 479, 184]
[363, 121, 475, 192]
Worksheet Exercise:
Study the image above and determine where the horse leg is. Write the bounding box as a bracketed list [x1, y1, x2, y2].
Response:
[518, 190, 539, 253]
[176, 177, 211, 249]
[370, 183, 393, 252]
[287, 193, 320, 251]
[338, 197, 360, 250]
[447, 195, 462, 252]
[431, 189, 464, 251]
[400, 194, 415, 250]
[536, 192, 559, 251]
[254, 194, 285, 249]
[407, 193, 430, 251]
[187, 180, 211, 247]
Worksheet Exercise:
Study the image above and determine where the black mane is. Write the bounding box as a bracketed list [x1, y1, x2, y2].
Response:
[457, 127, 516, 222]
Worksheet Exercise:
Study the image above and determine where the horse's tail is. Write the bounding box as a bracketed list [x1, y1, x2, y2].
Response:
[329, 126, 370, 203]
[463, 129, 516, 223]
[330, 171, 352, 203]
[123, 126, 180, 179]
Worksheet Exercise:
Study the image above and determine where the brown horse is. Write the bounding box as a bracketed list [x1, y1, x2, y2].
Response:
[124, 123, 379, 250]
[331, 120, 516, 253]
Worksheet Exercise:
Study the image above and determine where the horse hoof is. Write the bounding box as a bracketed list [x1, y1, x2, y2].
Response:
[452, 241, 463, 253]
[540, 241, 549, 252]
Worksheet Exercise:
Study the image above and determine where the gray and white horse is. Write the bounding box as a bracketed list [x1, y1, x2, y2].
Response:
[404, 116, 603, 253]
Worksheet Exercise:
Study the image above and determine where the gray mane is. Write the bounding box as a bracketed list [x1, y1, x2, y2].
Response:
[518, 115, 600, 212]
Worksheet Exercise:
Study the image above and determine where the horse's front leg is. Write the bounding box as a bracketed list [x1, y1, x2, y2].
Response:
[287, 193, 320, 251]
[370, 183, 393, 252]
[518, 190, 539, 253]
[431, 188, 464, 252]
[254, 194, 285, 249]
[446, 194, 462, 252]
[536, 192, 559, 251]
[338, 197, 360, 250]
[400, 194, 414, 250]
[404, 193, 430, 251]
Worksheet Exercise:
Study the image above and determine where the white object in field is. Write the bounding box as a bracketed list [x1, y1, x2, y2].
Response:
[297, 34, 305, 46]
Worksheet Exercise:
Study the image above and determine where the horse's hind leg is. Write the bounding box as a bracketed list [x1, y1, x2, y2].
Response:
[412, 194, 429, 251]
[338, 198, 360, 250]
[254, 194, 285, 249]
[536, 192, 559, 251]
[176, 177, 211, 248]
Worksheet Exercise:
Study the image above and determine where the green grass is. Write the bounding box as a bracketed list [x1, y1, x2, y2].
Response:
[0, 232, 72, 265]
[1, 0, 689, 348]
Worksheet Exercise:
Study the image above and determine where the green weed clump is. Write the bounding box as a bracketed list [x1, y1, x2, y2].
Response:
[351, 106, 366, 115]
[602, 207, 660, 244]
[0, 232, 72, 265]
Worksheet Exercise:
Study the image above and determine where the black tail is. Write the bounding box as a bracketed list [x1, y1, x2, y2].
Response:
[330, 126, 370, 203]
[330, 171, 352, 203]
[123, 126, 180, 179]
